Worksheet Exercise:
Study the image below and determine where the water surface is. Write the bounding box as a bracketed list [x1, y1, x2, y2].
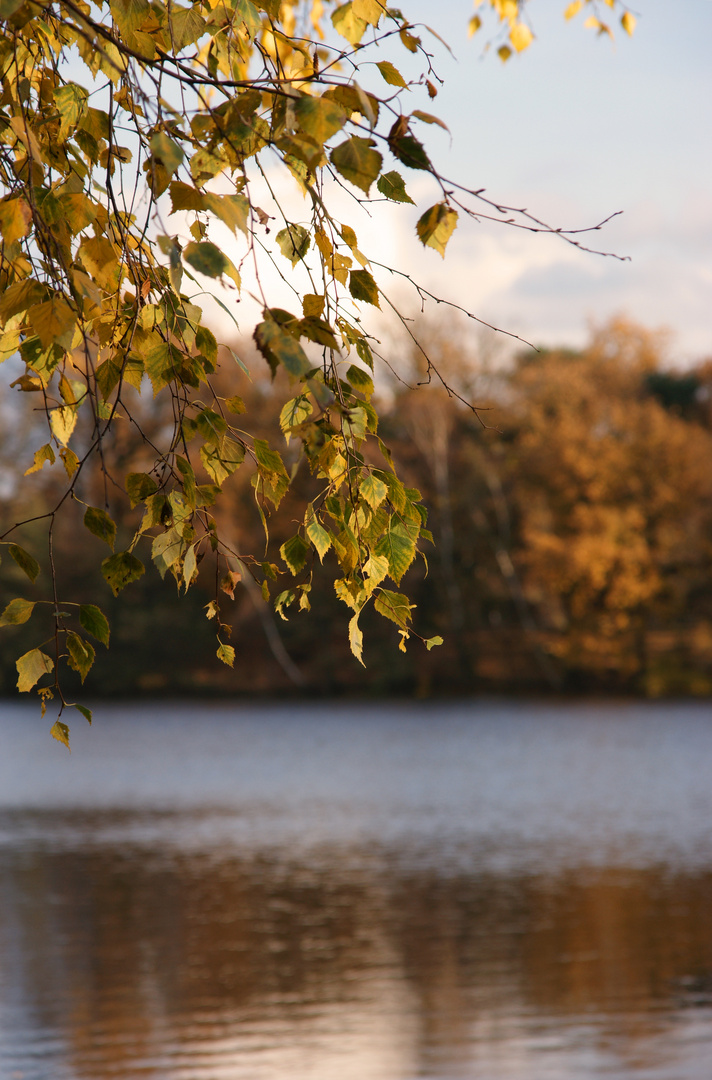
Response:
[1, 700, 711, 1079]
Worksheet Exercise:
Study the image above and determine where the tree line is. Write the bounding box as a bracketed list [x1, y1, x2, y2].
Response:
[2, 315, 711, 699]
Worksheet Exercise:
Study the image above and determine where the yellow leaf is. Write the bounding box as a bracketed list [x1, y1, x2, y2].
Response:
[50, 405, 78, 447]
[351, 0, 383, 27]
[564, 0, 582, 19]
[621, 11, 636, 35]
[16, 648, 54, 693]
[25, 443, 55, 475]
[0, 197, 32, 245]
[497, 44, 512, 61]
[28, 297, 76, 350]
[348, 611, 365, 666]
[468, 13, 482, 37]
[510, 22, 533, 52]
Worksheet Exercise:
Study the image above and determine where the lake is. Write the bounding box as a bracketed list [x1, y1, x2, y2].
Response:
[1, 699, 712, 1079]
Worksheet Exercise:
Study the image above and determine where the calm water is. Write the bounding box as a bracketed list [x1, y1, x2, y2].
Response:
[1, 699, 712, 1079]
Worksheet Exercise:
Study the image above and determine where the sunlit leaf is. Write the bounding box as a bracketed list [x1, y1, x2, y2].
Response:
[217, 642, 235, 666]
[331, 1, 367, 45]
[281, 533, 310, 574]
[50, 405, 77, 446]
[416, 203, 459, 257]
[621, 11, 636, 35]
[348, 611, 365, 666]
[294, 96, 346, 143]
[374, 588, 413, 629]
[306, 513, 331, 562]
[376, 61, 408, 88]
[50, 720, 70, 750]
[360, 473, 387, 511]
[16, 648, 53, 692]
[25, 443, 55, 475]
[510, 22, 533, 51]
[0, 598, 35, 627]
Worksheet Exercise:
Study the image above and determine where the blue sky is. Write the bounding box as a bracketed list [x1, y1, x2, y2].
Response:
[362, 0, 712, 361]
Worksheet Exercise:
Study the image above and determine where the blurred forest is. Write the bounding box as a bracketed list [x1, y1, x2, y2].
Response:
[2, 315, 712, 699]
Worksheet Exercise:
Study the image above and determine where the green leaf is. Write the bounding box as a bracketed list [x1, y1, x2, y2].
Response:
[184, 241, 228, 278]
[349, 269, 380, 308]
[342, 405, 367, 442]
[346, 364, 374, 398]
[150, 132, 184, 177]
[425, 635, 444, 650]
[348, 611, 366, 666]
[66, 632, 95, 683]
[294, 96, 346, 144]
[0, 597, 35, 627]
[183, 543, 198, 588]
[276, 224, 311, 267]
[306, 513, 332, 562]
[217, 642, 235, 666]
[126, 472, 158, 507]
[374, 588, 413, 629]
[330, 137, 383, 195]
[169, 3, 206, 50]
[50, 720, 70, 750]
[375, 522, 417, 583]
[253, 438, 288, 478]
[151, 528, 183, 579]
[279, 395, 313, 442]
[359, 473, 387, 511]
[8, 544, 40, 583]
[79, 604, 110, 646]
[376, 170, 414, 204]
[363, 552, 389, 586]
[376, 61, 408, 88]
[416, 203, 459, 257]
[16, 648, 53, 692]
[75, 703, 93, 724]
[102, 551, 145, 595]
[84, 506, 116, 550]
[54, 83, 89, 142]
[389, 132, 431, 171]
[281, 534, 310, 574]
[254, 319, 310, 378]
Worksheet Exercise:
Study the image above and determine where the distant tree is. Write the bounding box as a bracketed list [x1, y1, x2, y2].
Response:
[503, 319, 712, 689]
[0, 0, 635, 743]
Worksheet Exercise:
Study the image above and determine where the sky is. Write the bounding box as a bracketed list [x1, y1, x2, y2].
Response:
[376, 0, 712, 361]
[192, 0, 711, 367]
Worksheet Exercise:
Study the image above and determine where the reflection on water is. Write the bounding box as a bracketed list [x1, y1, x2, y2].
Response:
[1, 701, 712, 1079]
